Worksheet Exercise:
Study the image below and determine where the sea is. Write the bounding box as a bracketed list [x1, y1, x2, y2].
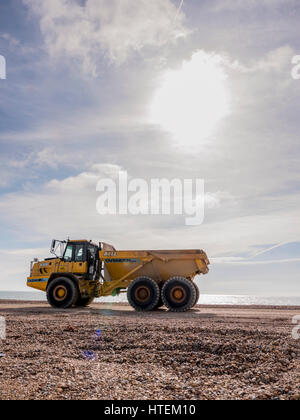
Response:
[1, 291, 300, 306]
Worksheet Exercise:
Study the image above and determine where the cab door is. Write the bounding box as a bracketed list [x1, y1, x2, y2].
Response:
[58, 243, 73, 273]
[72, 243, 88, 275]
[87, 244, 99, 280]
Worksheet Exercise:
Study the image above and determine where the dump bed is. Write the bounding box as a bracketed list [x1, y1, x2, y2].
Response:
[100, 248, 210, 288]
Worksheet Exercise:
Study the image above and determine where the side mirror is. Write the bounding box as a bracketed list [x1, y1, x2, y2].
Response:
[50, 240, 56, 254]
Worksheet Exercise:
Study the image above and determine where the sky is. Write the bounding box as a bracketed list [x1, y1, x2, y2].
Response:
[0, 0, 300, 295]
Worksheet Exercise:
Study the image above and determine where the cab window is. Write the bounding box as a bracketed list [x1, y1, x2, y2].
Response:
[74, 245, 85, 262]
[88, 246, 96, 257]
[64, 245, 73, 262]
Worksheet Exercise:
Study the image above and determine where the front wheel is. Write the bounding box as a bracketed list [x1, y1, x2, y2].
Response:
[127, 277, 160, 311]
[47, 277, 79, 309]
[162, 277, 196, 312]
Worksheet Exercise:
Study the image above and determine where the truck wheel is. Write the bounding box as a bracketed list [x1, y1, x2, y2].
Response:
[47, 277, 79, 309]
[75, 296, 94, 307]
[153, 284, 164, 310]
[127, 277, 160, 311]
[162, 277, 196, 312]
[193, 283, 200, 307]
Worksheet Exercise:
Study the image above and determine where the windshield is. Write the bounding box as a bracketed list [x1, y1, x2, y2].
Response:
[51, 240, 66, 258]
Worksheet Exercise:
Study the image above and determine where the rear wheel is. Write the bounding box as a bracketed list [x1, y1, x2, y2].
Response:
[153, 284, 164, 310]
[47, 277, 79, 309]
[162, 277, 196, 312]
[127, 277, 160, 312]
[75, 296, 94, 307]
[193, 283, 200, 307]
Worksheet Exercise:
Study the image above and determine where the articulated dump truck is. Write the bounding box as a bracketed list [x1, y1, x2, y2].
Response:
[27, 240, 210, 312]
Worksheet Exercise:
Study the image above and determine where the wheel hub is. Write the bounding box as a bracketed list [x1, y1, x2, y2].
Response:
[135, 286, 150, 303]
[171, 286, 187, 303]
[53, 285, 67, 301]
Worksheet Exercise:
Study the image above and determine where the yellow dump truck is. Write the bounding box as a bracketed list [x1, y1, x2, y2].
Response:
[27, 239, 210, 312]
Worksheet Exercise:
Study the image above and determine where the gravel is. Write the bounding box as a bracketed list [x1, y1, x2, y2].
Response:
[0, 301, 299, 400]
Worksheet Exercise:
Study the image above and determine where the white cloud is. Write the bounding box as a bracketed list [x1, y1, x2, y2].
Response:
[196, 45, 295, 79]
[212, 0, 298, 11]
[0, 248, 49, 291]
[1, 163, 300, 252]
[0, 105, 148, 145]
[1, 32, 37, 56]
[0, 164, 124, 243]
[255, 46, 294, 72]
[204, 191, 236, 209]
[1, 33, 20, 48]
[24, 0, 187, 74]
[227, 45, 295, 74]
[47, 163, 122, 191]
[0, 163, 233, 251]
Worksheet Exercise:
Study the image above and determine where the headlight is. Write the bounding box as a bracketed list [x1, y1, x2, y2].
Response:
[30, 258, 39, 276]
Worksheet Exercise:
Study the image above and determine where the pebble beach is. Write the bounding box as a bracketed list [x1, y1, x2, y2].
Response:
[0, 301, 299, 400]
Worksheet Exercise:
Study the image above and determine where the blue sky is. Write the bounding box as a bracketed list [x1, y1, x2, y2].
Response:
[0, 0, 300, 294]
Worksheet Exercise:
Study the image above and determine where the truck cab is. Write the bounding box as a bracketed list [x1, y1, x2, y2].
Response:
[59, 240, 100, 280]
[27, 239, 101, 308]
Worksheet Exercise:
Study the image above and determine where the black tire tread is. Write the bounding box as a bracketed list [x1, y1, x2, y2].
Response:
[162, 276, 196, 313]
[127, 277, 160, 312]
[47, 277, 79, 309]
[193, 283, 200, 307]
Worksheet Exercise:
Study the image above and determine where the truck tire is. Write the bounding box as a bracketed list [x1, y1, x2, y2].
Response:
[153, 284, 164, 310]
[127, 277, 160, 312]
[75, 296, 94, 307]
[193, 283, 200, 307]
[162, 277, 196, 312]
[47, 277, 79, 309]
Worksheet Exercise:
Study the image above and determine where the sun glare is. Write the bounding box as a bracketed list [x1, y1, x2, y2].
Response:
[150, 51, 230, 146]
